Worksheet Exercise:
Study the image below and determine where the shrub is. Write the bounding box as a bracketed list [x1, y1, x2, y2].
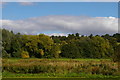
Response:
[21, 51, 30, 58]
[2, 50, 11, 58]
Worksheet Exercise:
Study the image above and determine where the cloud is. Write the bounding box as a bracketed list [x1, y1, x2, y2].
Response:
[0, 2, 7, 8]
[1, 15, 118, 35]
[19, 2, 34, 6]
[2, 0, 119, 2]
[46, 33, 68, 36]
[0, 2, 34, 8]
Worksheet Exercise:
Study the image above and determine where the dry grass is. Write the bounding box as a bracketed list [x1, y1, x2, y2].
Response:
[2, 59, 119, 76]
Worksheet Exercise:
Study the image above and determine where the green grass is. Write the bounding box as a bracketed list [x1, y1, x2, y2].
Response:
[3, 71, 120, 78]
[2, 58, 119, 78]
[3, 58, 111, 61]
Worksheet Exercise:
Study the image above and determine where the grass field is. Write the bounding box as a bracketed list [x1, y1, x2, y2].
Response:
[2, 58, 120, 78]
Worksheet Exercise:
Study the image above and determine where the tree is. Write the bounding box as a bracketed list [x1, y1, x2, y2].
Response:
[39, 49, 44, 57]
[38, 34, 53, 51]
[113, 33, 120, 42]
[38, 34, 54, 58]
[2, 49, 11, 58]
[2, 29, 15, 57]
[113, 44, 120, 62]
[51, 36, 61, 43]
[2, 29, 13, 54]
[75, 36, 113, 58]
[75, 33, 80, 37]
[60, 43, 80, 58]
[22, 35, 39, 57]
[10, 33, 22, 57]
[113, 44, 120, 72]
[91, 36, 113, 58]
[68, 34, 75, 40]
[50, 43, 61, 58]
[89, 34, 93, 39]
[14, 34, 54, 58]
[1, 28, 117, 59]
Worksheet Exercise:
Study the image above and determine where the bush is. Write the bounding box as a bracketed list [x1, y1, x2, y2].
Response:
[21, 51, 30, 58]
[2, 50, 11, 58]
[113, 44, 120, 62]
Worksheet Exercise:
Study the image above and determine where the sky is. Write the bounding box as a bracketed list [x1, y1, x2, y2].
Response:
[1, 2, 118, 36]
[1, 0, 120, 2]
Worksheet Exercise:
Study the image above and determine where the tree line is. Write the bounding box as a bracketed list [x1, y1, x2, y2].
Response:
[1, 29, 120, 59]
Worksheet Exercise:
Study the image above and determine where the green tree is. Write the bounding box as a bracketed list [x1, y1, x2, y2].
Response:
[39, 49, 44, 57]
[113, 33, 120, 42]
[20, 34, 54, 58]
[2, 29, 12, 53]
[2, 29, 14, 57]
[22, 35, 41, 57]
[113, 44, 120, 62]
[91, 36, 113, 58]
[76, 37, 93, 58]
[50, 43, 61, 58]
[75, 33, 80, 37]
[113, 44, 120, 72]
[10, 33, 22, 57]
[38, 34, 54, 58]
[61, 43, 80, 58]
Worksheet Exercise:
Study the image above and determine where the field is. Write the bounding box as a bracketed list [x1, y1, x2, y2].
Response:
[2, 58, 120, 79]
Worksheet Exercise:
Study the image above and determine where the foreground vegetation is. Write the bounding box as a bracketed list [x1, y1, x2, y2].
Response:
[2, 59, 120, 78]
[1, 29, 120, 78]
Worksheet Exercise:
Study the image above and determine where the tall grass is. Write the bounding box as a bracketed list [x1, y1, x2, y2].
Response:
[2, 59, 119, 77]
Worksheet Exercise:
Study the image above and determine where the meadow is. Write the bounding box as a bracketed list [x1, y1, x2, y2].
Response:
[2, 58, 120, 78]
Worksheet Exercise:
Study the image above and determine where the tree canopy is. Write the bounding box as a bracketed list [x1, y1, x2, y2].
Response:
[1, 29, 120, 59]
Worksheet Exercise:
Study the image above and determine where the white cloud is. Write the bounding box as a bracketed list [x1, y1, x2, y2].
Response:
[0, 2, 7, 8]
[1, 15, 118, 35]
[19, 2, 34, 6]
[46, 33, 68, 36]
[2, 0, 119, 2]
[0, 2, 34, 8]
